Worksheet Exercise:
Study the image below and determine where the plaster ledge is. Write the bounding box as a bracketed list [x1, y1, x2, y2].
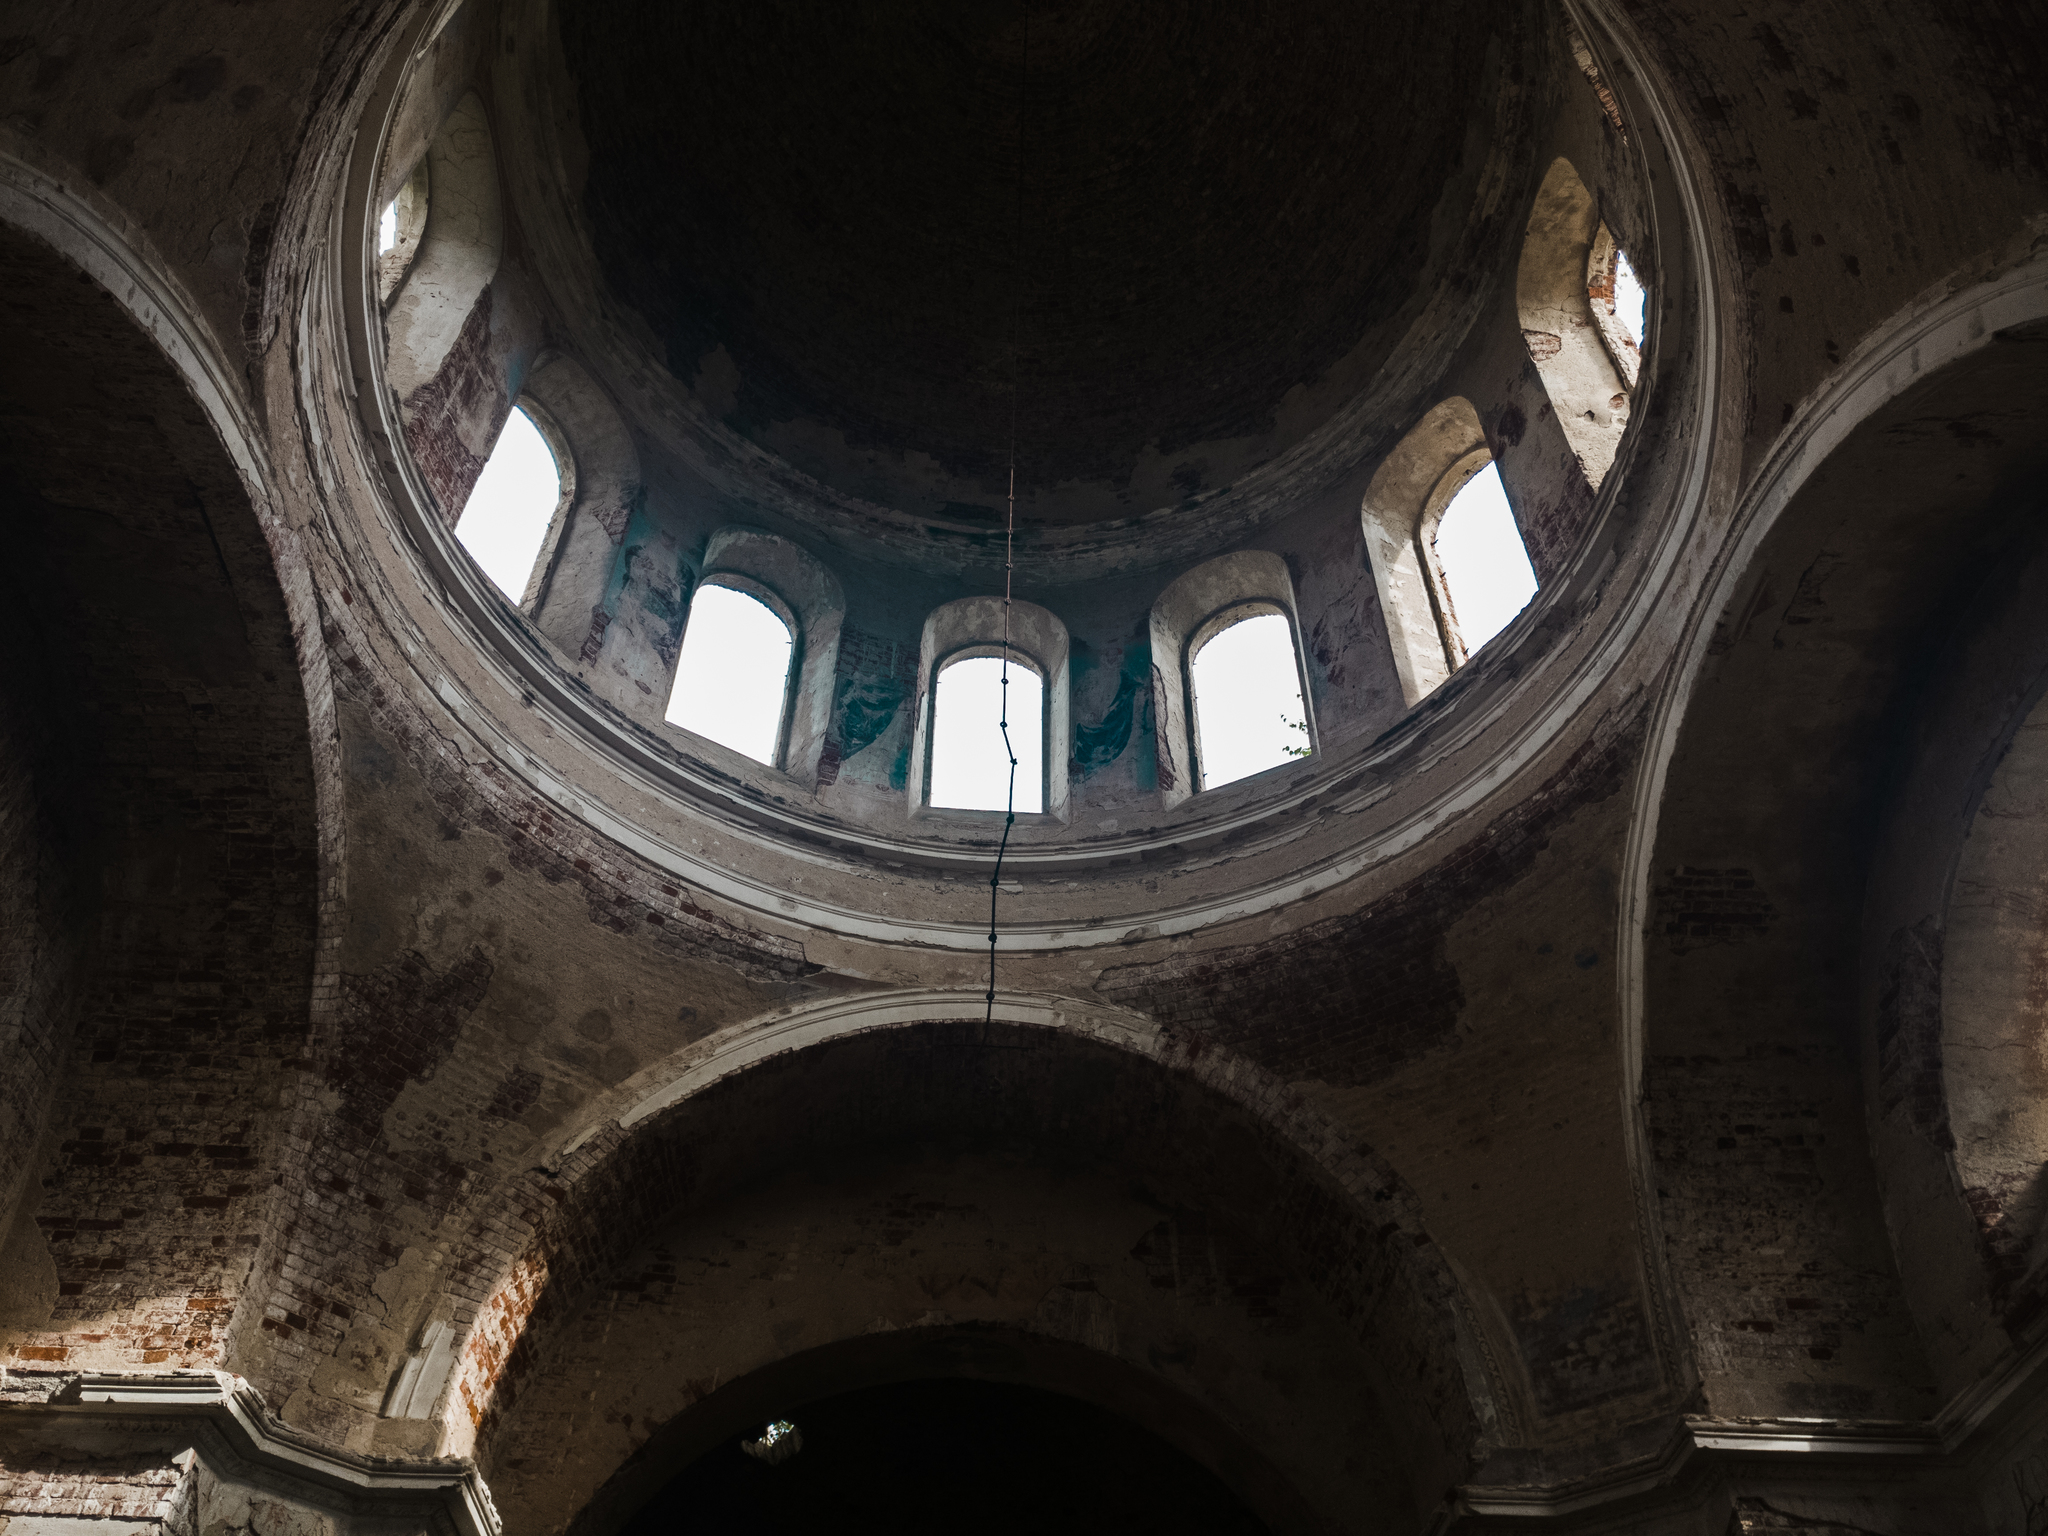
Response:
[0, 1369, 499, 1536]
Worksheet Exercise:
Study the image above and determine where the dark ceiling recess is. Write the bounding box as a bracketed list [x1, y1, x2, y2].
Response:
[616, 1377, 1270, 1535]
[561, 0, 1498, 521]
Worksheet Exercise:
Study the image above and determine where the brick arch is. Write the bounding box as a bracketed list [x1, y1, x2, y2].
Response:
[423, 990, 1505, 1528]
[0, 204, 328, 1374]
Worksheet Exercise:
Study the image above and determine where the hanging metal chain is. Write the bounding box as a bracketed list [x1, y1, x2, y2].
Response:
[986, 6, 1029, 1025]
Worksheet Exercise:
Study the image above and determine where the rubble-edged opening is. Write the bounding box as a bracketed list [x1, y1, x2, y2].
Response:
[1588, 222, 1648, 391]
[665, 584, 797, 768]
[1517, 157, 1633, 489]
[376, 157, 429, 304]
[1426, 459, 1537, 664]
[455, 403, 571, 605]
[1189, 608, 1313, 791]
[737, 1418, 801, 1466]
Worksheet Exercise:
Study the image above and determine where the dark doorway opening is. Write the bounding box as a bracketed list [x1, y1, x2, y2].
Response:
[617, 1376, 1270, 1535]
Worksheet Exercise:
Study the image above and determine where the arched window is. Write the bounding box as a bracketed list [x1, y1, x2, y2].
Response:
[385, 91, 501, 405]
[1188, 608, 1311, 791]
[1425, 459, 1537, 664]
[910, 598, 1071, 820]
[1361, 399, 1541, 705]
[664, 582, 797, 767]
[929, 654, 1046, 812]
[455, 404, 569, 605]
[1146, 551, 1314, 808]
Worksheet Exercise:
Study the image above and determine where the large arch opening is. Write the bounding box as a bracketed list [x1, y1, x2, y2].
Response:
[1639, 309, 2048, 1423]
[0, 222, 322, 1374]
[431, 1011, 1486, 1536]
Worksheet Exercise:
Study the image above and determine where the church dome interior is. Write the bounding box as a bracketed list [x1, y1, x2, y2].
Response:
[1, 0, 2046, 1532]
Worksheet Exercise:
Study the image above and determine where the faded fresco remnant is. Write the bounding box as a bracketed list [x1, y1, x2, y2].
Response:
[817, 624, 919, 790]
[1070, 635, 1156, 790]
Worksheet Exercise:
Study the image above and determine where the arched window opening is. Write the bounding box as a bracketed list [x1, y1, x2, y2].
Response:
[455, 405, 563, 603]
[911, 598, 1070, 820]
[664, 583, 796, 767]
[1427, 461, 1537, 664]
[1188, 609, 1311, 791]
[929, 654, 1045, 813]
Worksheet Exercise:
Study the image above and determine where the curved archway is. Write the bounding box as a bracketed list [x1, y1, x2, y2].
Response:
[0, 217, 324, 1375]
[1627, 256, 2048, 1421]
[421, 993, 1500, 1533]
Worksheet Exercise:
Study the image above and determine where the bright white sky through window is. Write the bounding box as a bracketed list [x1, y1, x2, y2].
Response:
[665, 585, 794, 765]
[1191, 612, 1308, 791]
[378, 199, 398, 254]
[1614, 249, 1646, 345]
[455, 406, 560, 601]
[1435, 462, 1537, 655]
[930, 656, 1043, 812]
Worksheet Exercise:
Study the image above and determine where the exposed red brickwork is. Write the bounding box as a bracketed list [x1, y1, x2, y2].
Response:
[1645, 1041, 1933, 1414]
[0, 229, 319, 1374]
[0, 1445, 190, 1522]
[1656, 866, 1778, 950]
[400, 285, 497, 525]
[231, 592, 819, 1409]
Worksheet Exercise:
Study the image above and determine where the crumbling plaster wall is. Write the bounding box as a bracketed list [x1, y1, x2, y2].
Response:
[442, 1018, 1483, 1534]
[0, 0, 2044, 1529]
[1621, 0, 2048, 480]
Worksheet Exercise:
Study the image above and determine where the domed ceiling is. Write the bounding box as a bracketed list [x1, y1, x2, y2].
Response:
[560, 0, 1525, 534]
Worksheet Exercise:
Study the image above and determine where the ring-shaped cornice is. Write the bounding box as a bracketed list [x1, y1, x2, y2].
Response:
[327, 0, 1726, 955]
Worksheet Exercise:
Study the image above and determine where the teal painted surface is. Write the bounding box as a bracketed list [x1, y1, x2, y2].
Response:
[1071, 638, 1155, 789]
[834, 673, 905, 761]
[599, 491, 696, 663]
[822, 625, 919, 791]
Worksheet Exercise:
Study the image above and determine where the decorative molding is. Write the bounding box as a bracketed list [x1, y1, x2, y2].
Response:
[1440, 1412, 1977, 1530]
[0, 1370, 500, 1536]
